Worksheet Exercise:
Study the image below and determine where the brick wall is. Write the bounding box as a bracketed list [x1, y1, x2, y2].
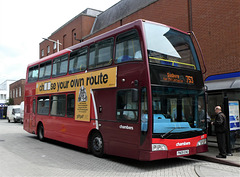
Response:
[192, 0, 240, 79]
[9, 79, 25, 105]
[40, 15, 96, 58]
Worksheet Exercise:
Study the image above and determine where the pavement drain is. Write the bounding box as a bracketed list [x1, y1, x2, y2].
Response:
[0, 139, 5, 142]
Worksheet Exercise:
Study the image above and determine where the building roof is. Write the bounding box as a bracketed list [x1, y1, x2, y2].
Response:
[51, 8, 102, 36]
[90, 0, 158, 34]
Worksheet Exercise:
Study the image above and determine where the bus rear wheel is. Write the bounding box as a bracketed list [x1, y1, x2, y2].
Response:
[37, 123, 45, 141]
[91, 132, 104, 157]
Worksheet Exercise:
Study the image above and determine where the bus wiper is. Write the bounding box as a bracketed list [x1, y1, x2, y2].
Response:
[161, 127, 177, 139]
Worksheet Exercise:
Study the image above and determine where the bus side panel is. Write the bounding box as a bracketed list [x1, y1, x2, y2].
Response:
[36, 115, 95, 149]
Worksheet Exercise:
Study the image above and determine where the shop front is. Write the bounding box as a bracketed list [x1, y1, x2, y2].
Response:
[205, 72, 240, 151]
[0, 103, 7, 119]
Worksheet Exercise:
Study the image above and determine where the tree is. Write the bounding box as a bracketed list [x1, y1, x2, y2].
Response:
[6, 98, 14, 105]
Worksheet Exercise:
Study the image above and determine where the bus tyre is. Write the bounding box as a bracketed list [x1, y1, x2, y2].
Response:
[37, 124, 45, 142]
[91, 132, 104, 157]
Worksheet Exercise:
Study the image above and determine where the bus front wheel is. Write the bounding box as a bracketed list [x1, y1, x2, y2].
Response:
[37, 123, 45, 142]
[91, 132, 104, 157]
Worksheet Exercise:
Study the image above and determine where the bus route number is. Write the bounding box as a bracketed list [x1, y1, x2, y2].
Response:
[185, 75, 194, 84]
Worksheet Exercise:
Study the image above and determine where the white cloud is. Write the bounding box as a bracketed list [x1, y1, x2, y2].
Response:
[0, 0, 120, 84]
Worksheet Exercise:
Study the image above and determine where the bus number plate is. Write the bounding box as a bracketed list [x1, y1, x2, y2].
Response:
[177, 150, 189, 156]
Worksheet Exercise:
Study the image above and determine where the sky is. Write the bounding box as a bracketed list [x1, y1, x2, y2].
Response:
[0, 0, 120, 84]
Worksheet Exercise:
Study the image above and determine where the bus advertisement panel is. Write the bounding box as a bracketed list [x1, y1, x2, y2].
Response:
[35, 67, 117, 122]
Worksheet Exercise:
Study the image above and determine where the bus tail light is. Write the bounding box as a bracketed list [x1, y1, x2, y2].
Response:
[197, 139, 207, 146]
[152, 144, 168, 151]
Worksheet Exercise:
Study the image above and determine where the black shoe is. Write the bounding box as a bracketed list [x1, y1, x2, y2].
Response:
[216, 154, 226, 158]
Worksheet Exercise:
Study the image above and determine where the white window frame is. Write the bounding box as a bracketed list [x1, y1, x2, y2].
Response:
[19, 87, 21, 97]
[16, 88, 18, 98]
[41, 49, 44, 57]
[47, 46, 50, 54]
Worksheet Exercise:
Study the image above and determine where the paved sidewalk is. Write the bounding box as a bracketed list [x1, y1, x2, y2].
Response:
[190, 136, 240, 167]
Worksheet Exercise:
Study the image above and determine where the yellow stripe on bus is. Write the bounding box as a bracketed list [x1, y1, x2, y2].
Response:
[149, 57, 196, 70]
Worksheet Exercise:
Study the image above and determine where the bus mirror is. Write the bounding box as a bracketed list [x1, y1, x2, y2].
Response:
[132, 89, 138, 102]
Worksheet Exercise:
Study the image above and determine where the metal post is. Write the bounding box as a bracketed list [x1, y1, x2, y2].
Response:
[42, 38, 62, 52]
[57, 40, 60, 52]
[224, 95, 233, 156]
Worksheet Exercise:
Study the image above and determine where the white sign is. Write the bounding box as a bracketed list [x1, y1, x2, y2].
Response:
[229, 101, 240, 131]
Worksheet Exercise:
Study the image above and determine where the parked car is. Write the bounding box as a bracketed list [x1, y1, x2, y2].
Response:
[7, 105, 21, 123]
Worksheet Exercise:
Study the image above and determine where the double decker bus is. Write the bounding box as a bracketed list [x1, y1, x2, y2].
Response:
[24, 20, 207, 161]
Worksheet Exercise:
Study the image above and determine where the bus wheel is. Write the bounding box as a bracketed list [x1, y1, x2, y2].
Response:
[91, 132, 104, 157]
[37, 123, 45, 142]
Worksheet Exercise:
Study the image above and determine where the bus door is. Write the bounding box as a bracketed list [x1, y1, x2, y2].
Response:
[110, 88, 140, 159]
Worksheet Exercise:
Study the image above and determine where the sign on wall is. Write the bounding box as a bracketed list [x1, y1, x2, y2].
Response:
[229, 101, 240, 131]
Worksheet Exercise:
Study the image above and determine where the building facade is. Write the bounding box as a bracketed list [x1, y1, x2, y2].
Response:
[39, 8, 102, 58]
[0, 80, 15, 118]
[9, 79, 25, 105]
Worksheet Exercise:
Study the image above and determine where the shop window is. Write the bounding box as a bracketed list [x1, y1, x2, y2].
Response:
[115, 30, 142, 63]
[116, 89, 138, 121]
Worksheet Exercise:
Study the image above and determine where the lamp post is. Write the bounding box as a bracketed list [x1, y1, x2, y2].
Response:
[42, 38, 62, 52]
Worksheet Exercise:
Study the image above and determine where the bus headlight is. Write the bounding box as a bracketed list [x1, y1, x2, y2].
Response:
[152, 144, 168, 151]
[197, 139, 207, 146]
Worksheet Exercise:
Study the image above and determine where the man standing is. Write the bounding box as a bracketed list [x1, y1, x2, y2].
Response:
[212, 106, 227, 158]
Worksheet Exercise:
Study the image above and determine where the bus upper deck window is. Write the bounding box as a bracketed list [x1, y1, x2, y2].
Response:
[28, 65, 39, 83]
[69, 47, 87, 74]
[88, 38, 113, 69]
[52, 55, 68, 77]
[115, 30, 142, 63]
[39, 61, 51, 80]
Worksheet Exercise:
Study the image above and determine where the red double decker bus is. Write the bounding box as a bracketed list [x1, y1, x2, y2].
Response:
[24, 20, 207, 161]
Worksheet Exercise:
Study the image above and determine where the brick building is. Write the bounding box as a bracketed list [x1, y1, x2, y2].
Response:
[39, 0, 240, 137]
[40, 8, 101, 58]
[9, 79, 25, 105]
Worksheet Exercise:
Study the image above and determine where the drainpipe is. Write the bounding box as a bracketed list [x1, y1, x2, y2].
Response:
[188, 0, 193, 32]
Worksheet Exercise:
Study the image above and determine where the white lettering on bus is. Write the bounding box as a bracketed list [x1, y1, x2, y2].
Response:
[119, 125, 134, 130]
[176, 142, 191, 146]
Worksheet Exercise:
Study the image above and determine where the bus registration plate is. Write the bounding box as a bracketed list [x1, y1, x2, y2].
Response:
[177, 150, 189, 156]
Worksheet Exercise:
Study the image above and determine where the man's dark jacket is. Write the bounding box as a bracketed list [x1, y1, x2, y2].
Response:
[213, 112, 227, 133]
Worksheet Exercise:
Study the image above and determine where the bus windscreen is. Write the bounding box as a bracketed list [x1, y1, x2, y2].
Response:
[152, 86, 206, 138]
[143, 22, 200, 70]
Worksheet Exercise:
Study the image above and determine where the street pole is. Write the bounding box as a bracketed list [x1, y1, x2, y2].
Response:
[42, 38, 62, 52]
